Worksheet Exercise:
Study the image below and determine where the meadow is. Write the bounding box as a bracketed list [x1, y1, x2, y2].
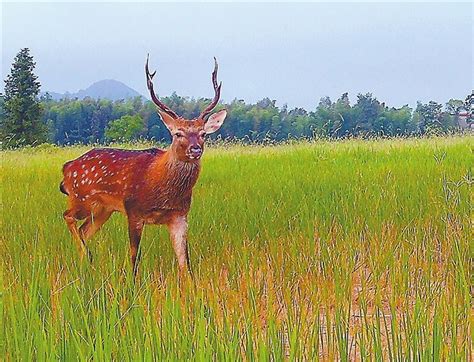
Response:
[1, 136, 472, 360]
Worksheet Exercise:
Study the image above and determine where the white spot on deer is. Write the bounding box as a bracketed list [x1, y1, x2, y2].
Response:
[97, 177, 103, 182]
[94, 173, 99, 177]
[99, 160, 103, 164]
[88, 180, 92, 185]
[81, 164, 85, 169]
[84, 169, 89, 175]
[81, 180, 85, 185]
[101, 165, 107, 170]
[73, 171, 77, 177]
[91, 166, 96, 172]
[122, 176, 127, 181]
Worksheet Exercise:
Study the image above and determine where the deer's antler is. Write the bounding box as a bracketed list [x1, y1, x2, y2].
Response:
[145, 55, 179, 119]
[199, 57, 222, 120]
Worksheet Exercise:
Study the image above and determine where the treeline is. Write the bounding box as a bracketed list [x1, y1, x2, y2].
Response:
[40, 91, 471, 145]
[2, 48, 472, 148]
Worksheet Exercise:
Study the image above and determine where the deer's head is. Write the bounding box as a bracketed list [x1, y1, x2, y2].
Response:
[146, 55, 227, 162]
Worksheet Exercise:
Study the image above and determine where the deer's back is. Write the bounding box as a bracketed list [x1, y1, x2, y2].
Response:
[61, 148, 163, 211]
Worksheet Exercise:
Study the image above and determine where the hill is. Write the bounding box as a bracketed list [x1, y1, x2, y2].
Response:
[45, 79, 143, 101]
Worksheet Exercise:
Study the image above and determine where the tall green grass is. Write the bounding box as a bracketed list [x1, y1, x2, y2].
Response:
[1, 136, 472, 360]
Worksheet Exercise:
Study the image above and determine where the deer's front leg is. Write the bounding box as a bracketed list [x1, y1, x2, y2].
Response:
[167, 215, 191, 273]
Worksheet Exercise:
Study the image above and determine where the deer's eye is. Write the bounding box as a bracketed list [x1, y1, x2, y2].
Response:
[174, 132, 184, 138]
[199, 131, 206, 138]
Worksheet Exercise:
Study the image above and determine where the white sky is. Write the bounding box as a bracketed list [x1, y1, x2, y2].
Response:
[2, 2, 473, 109]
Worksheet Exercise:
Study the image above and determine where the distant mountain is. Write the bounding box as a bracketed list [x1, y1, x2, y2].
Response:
[45, 79, 143, 101]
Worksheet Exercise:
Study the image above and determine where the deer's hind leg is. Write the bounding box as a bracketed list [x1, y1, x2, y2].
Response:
[79, 207, 113, 241]
[127, 216, 144, 277]
[64, 207, 92, 262]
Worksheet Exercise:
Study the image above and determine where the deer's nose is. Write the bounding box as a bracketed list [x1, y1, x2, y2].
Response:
[189, 146, 202, 159]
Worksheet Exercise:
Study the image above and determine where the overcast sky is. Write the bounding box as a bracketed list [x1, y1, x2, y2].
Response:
[2, 2, 472, 109]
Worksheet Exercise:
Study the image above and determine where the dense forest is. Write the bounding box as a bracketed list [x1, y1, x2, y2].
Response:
[36, 91, 471, 145]
[1, 49, 472, 148]
[0, 89, 471, 147]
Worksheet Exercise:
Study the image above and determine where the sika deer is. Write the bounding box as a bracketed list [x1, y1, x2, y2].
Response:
[60, 55, 227, 275]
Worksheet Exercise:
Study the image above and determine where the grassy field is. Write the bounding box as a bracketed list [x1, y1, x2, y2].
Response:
[1, 136, 472, 360]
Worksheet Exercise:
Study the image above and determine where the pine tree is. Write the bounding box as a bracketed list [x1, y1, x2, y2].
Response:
[2, 48, 47, 147]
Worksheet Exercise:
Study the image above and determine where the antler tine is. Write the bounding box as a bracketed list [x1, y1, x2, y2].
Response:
[199, 57, 222, 120]
[145, 54, 179, 119]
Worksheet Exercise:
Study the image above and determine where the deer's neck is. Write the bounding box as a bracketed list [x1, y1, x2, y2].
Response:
[165, 155, 201, 192]
[150, 151, 201, 194]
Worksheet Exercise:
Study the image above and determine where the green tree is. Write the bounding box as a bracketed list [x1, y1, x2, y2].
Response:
[105, 114, 144, 142]
[2, 48, 47, 147]
[381, 105, 414, 136]
[0, 95, 5, 122]
[354, 93, 382, 135]
[414, 101, 455, 134]
[333, 93, 355, 137]
[445, 98, 465, 129]
[464, 92, 473, 125]
[311, 97, 335, 137]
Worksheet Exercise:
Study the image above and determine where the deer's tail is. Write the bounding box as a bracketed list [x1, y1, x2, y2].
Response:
[59, 181, 69, 195]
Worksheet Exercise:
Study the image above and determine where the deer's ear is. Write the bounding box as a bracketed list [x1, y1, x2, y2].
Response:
[159, 111, 177, 133]
[204, 109, 227, 134]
